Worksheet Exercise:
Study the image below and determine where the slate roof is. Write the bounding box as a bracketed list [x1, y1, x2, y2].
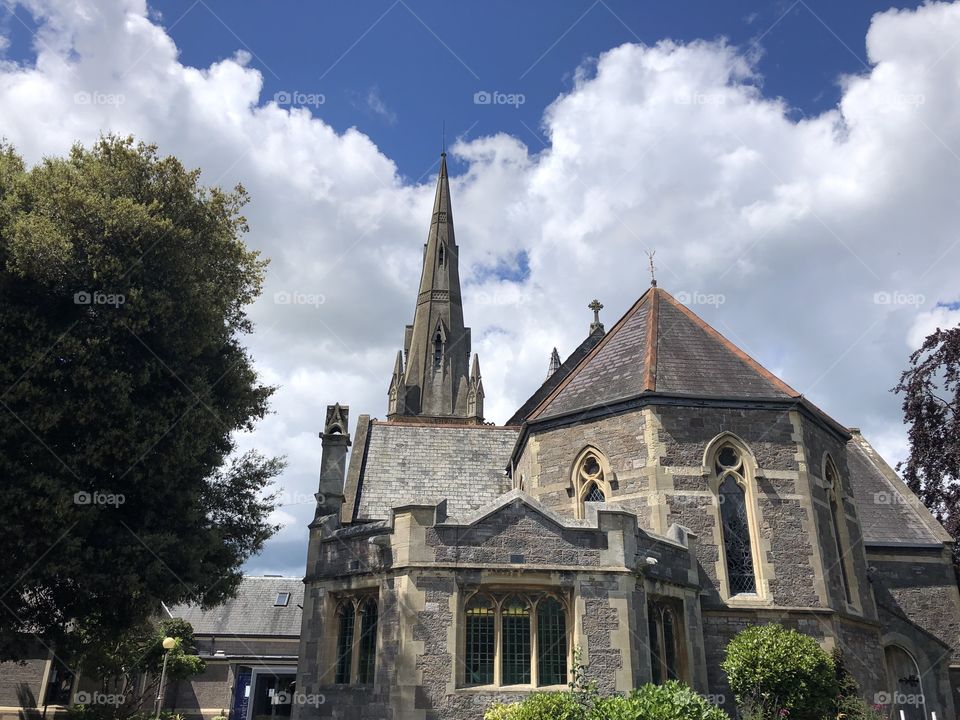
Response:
[351, 420, 518, 521]
[530, 287, 799, 421]
[845, 430, 950, 546]
[167, 576, 303, 636]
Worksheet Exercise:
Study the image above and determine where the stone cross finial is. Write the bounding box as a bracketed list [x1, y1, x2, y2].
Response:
[589, 299, 605, 334]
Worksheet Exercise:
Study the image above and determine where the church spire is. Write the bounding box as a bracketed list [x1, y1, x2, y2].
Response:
[388, 152, 481, 423]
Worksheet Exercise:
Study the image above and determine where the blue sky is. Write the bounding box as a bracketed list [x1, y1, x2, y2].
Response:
[2, 0, 921, 179]
[2, 0, 959, 575]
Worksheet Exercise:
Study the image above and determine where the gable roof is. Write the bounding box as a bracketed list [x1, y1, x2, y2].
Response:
[507, 327, 606, 426]
[845, 430, 951, 546]
[166, 576, 303, 637]
[349, 420, 518, 521]
[529, 286, 800, 421]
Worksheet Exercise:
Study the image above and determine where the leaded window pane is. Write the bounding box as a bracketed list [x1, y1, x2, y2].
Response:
[501, 598, 531, 685]
[537, 599, 568, 686]
[584, 483, 605, 503]
[357, 599, 378, 684]
[465, 598, 495, 685]
[719, 473, 757, 595]
[334, 603, 355, 684]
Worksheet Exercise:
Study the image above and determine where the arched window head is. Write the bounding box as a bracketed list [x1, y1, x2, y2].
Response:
[572, 448, 611, 519]
[824, 457, 854, 605]
[712, 440, 760, 597]
[433, 330, 444, 370]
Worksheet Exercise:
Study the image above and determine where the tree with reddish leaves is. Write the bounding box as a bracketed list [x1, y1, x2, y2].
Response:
[894, 322, 960, 570]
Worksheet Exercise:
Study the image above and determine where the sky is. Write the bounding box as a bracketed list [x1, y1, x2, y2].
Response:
[1, 0, 959, 576]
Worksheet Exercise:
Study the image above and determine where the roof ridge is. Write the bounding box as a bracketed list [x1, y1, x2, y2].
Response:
[527, 288, 655, 420]
[656, 290, 801, 398]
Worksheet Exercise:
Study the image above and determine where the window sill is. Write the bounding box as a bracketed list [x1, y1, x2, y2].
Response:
[724, 593, 772, 608]
[456, 684, 568, 693]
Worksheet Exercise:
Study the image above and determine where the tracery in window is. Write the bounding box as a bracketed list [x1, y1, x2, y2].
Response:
[462, 591, 569, 688]
[357, 598, 378, 684]
[502, 597, 532, 685]
[647, 599, 685, 684]
[334, 601, 355, 684]
[332, 595, 379, 686]
[714, 442, 759, 596]
[825, 458, 854, 605]
[465, 596, 495, 685]
[572, 448, 611, 519]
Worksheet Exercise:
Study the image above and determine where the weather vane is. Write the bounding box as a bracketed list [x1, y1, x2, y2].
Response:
[647, 250, 657, 287]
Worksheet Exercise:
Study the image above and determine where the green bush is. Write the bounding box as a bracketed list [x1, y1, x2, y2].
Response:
[484, 683, 729, 720]
[722, 625, 838, 720]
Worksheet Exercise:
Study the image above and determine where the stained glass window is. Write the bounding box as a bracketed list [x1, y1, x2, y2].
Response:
[501, 597, 531, 685]
[357, 599, 378, 684]
[717, 445, 757, 595]
[537, 598, 568, 686]
[334, 602, 355, 684]
[465, 597, 495, 685]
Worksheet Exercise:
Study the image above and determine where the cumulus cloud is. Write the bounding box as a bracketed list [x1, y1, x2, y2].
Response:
[2, 0, 960, 572]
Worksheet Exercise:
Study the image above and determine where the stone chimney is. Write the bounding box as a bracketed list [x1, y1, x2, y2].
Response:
[316, 403, 350, 521]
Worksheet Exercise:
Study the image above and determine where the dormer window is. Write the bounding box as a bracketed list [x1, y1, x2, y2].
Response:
[275, 592, 291, 607]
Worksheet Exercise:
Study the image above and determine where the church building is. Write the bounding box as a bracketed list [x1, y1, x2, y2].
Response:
[292, 153, 960, 720]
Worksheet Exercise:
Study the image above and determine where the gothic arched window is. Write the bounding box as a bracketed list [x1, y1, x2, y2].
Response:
[825, 457, 854, 606]
[433, 330, 443, 370]
[465, 596, 495, 685]
[714, 442, 759, 596]
[334, 601, 355, 684]
[647, 599, 685, 684]
[462, 591, 569, 688]
[537, 598, 568, 686]
[572, 448, 611, 519]
[357, 598, 378, 685]
[438, 243, 445, 267]
[501, 596, 531, 685]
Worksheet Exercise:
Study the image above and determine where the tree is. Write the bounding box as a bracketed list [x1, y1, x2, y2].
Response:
[894, 323, 960, 569]
[0, 136, 283, 659]
[70, 618, 205, 720]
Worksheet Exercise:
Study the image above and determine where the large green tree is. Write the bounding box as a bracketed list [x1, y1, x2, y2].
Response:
[0, 136, 283, 659]
[894, 321, 960, 569]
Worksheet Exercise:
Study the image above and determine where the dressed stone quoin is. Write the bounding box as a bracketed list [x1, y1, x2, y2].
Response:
[291, 153, 960, 720]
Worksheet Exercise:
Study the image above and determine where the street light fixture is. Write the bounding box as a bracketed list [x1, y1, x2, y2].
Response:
[155, 637, 177, 720]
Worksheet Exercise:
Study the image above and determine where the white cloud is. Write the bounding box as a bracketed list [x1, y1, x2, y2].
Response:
[3, 0, 960, 572]
[907, 304, 960, 349]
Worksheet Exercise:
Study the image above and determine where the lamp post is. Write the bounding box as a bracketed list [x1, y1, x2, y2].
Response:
[154, 636, 177, 720]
